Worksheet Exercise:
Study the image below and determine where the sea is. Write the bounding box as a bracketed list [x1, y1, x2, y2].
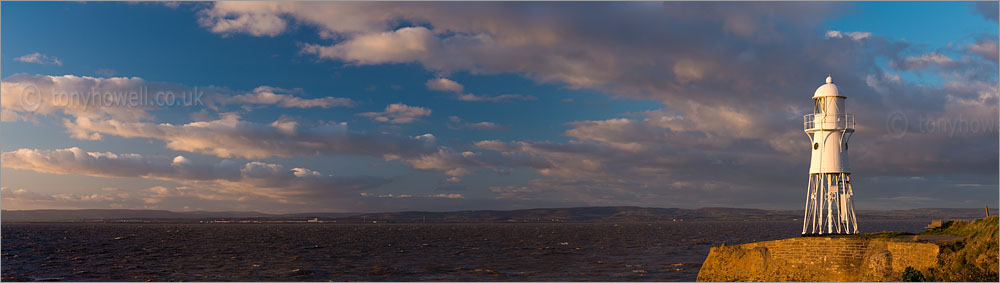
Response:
[2, 220, 928, 281]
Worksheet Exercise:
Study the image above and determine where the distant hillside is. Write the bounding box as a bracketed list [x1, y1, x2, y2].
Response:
[350, 207, 799, 222]
[349, 207, 996, 223]
[0, 209, 279, 222]
[4, 206, 994, 223]
[858, 208, 999, 221]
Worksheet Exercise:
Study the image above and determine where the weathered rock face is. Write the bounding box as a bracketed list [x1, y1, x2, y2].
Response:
[696, 237, 939, 282]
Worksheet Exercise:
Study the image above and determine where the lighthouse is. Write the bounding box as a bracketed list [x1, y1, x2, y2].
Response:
[802, 76, 858, 235]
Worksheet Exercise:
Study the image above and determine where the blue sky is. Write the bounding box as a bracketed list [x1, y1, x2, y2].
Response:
[2, 2, 997, 213]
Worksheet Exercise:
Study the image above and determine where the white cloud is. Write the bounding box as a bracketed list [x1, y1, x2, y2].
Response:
[0, 74, 356, 123]
[302, 27, 439, 65]
[360, 192, 463, 199]
[466, 121, 503, 130]
[227, 86, 355, 108]
[967, 38, 999, 62]
[427, 193, 464, 199]
[62, 114, 437, 159]
[457, 93, 536, 102]
[197, 2, 288, 37]
[672, 59, 708, 83]
[15, 52, 63, 65]
[1, 109, 35, 122]
[447, 116, 505, 130]
[825, 30, 871, 41]
[404, 148, 482, 183]
[1, 147, 390, 203]
[903, 53, 955, 67]
[489, 186, 544, 200]
[427, 78, 536, 102]
[59, 113, 482, 181]
[425, 78, 465, 93]
[198, 2, 399, 37]
[1, 74, 155, 122]
[2, 147, 237, 181]
[358, 103, 431, 124]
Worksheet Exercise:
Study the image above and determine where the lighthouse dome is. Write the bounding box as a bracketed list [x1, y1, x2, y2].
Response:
[813, 75, 843, 98]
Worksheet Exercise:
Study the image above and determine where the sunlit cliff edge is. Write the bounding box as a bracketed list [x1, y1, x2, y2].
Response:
[696, 216, 999, 281]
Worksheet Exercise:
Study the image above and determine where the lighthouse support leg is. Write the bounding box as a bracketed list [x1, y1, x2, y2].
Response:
[846, 174, 858, 234]
[802, 175, 812, 234]
[813, 174, 820, 233]
[812, 174, 820, 234]
[839, 173, 848, 233]
[803, 172, 858, 235]
[827, 174, 833, 234]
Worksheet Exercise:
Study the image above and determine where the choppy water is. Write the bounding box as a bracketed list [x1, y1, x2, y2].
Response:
[2, 221, 927, 281]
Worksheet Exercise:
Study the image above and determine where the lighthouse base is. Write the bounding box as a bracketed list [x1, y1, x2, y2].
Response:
[802, 173, 858, 235]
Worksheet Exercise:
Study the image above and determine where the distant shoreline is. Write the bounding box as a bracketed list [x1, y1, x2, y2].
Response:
[3, 206, 994, 223]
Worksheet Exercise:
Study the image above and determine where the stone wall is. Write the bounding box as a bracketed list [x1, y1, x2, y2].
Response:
[696, 237, 939, 282]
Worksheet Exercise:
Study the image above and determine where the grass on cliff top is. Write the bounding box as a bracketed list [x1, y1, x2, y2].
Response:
[919, 216, 997, 237]
[922, 216, 999, 282]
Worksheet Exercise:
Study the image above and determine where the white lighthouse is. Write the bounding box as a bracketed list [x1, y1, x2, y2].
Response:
[802, 76, 858, 235]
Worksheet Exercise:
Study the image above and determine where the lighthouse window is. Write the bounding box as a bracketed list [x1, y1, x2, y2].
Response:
[814, 98, 824, 114]
[814, 143, 819, 150]
[844, 143, 848, 150]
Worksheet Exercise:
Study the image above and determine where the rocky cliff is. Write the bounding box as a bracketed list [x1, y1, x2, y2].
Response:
[697, 217, 998, 282]
[696, 236, 940, 281]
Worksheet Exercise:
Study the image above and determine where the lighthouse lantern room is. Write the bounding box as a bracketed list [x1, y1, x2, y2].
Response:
[802, 76, 858, 235]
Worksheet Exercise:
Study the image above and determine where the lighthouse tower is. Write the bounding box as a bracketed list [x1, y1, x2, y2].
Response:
[802, 76, 858, 235]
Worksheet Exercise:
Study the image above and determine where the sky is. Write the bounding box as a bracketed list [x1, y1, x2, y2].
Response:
[1, 1, 997, 213]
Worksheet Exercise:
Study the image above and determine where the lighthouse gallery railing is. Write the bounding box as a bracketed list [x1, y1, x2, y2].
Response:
[803, 113, 855, 131]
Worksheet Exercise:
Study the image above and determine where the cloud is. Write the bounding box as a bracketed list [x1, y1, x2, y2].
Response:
[426, 77, 536, 102]
[404, 148, 485, 183]
[427, 193, 464, 199]
[1, 74, 156, 122]
[197, 2, 289, 37]
[886, 44, 997, 84]
[1, 109, 35, 123]
[896, 52, 956, 70]
[1, 147, 390, 204]
[192, 2, 850, 113]
[204, 2, 841, 97]
[302, 26, 439, 65]
[14, 2, 992, 210]
[59, 113, 483, 181]
[62, 113, 438, 159]
[0, 74, 357, 123]
[227, 86, 356, 108]
[198, 1, 404, 38]
[1, 187, 57, 202]
[2, 147, 236, 180]
[10, 2, 993, 210]
[825, 30, 872, 41]
[95, 68, 119, 77]
[457, 93, 536, 102]
[447, 116, 506, 130]
[468, 93, 997, 207]
[466, 121, 504, 130]
[358, 103, 431, 124]
[973, 1, 999, 22]
[489, 186, 545, 200]
[425, 78, 464, 93]
[360, 192, 464, 199]
[15, 52, 63, 65]
[967, 37, 999, 62]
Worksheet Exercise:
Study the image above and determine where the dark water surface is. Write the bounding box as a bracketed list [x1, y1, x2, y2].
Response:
[2, 221, 927, 281]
